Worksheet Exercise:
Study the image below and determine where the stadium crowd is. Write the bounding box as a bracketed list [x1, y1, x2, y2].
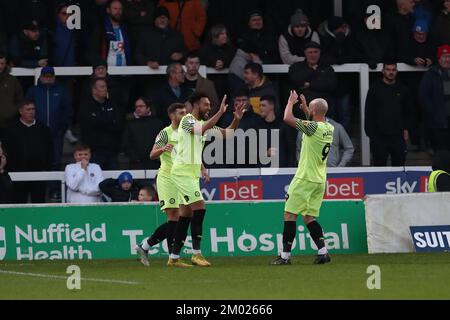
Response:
[0, 0, 450, 203]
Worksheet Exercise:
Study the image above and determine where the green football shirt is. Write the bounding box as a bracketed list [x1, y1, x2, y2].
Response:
[154, 126, 178, 177]
[171, 114, 220, 178]
[295, 119, 334, 183]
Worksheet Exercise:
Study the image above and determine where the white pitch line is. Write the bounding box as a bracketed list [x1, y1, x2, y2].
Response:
[0, 270, 140, 285]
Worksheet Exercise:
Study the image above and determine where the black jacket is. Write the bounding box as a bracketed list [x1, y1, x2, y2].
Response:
[2, 120, 52, 172]
[134, 26, 185, 65]
[385, 12, 415, 62]
[198, 42, 236, 68]
[9, 31, 49, 68]
[288, 60, 337, 109]
[0, 171, 13, 204]
[365, 79, 413, 137]
[99, 178, 140, 202]
[237, 27, 279, 63]
[79, 96, 124, 153]
[122, 116, 164, 169]
[151, 83, 191, 125]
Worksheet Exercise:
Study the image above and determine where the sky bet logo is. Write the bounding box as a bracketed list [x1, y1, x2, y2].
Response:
[0, 227, 6, 260]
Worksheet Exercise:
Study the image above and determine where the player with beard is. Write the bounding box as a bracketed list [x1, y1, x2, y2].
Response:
[168, 93, 245, 267]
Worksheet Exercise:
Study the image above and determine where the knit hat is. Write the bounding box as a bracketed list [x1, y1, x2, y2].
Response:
[327, 16, 346, 32]
[41, 66, 55, 76]
[118, 172, 133, 185]
[290, 9, 309, 27]
[154, 6, 170, 20]
[412, 19, 429, 33]
[437, 44, 450, 59]
[303, 41, 321, 51]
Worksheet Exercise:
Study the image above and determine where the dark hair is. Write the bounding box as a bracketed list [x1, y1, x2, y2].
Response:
[233, 87, 249, 99]
[382, 62, 397, 68]
[244, 62, 263, 78]
[188, 92, 209, 106]
[73, 142, 91, 153]
[135, 97, 151, 108]
[17, 100, 35, 110]
[0, 52, 7, 60]
[186, 52, 200, 60]
[167, 103, 186, 115]
[107, 0, 122, 9]
[260, 95, 276, 105]
[90, 77, 107, 90]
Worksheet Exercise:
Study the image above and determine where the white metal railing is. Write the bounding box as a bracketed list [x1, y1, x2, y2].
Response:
[10, 63, 429, 166]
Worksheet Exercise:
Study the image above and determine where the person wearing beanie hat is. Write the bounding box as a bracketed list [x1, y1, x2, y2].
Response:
[279, 10, 320, 65]
[99, 171, 141, 202]
[419, 43, 450, 152]
[431, 0, 450, 47]
[402, 18, 434, 68]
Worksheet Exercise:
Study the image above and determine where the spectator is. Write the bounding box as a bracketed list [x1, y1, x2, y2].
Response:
[88, 0, 132, 67]
[432, 0, 450, 46]
[2, 100, 52, 203]
[0, 144, 13, 204]
[400, 19, 435, 67]
[236, 9, 279, 64]
[79, 78, 124, 170]
[151, 62, 191, 125]
[49, 2, 81, 67]
[122, 97, 164, 169]
[123, 0, 156, 49]
[278, 9, 320, 65]
[81, 0, 108, 64]
[317, 16, 360, 134]
[0, 54, 23, 141]
[412, 0, 433, 27]
[183, 53, 220, 114]
[25, 67, 72, 175]
[9, 19, 49, 68]
[258, 95, 282, 166]
[385, 0, 416, 61]
[419, 44, 450, 152]
[297, 117, 354, 167]
[159, 0, 207, 52]
[365, 63, 412, 166]
[99, 171, 140, 202]
[65, 143, 104, 203]
[199, 24, 237, 97]
[354, 8, 392, 69]
[239, 62, 278, 115]
[134, 6, 185, 69]
[288, 41, 337, 118]
[137, 185, 157, 202]
[19, 0, 53, 33]
[219, 88, 262, 131]
[199, 24, 236, 70]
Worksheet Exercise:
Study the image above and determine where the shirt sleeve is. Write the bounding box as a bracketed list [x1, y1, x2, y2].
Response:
[181, 115, 197, 134]
[205, 125, 222, 138]
[154, 130, 169, 148]
[295, 119, 318, 137]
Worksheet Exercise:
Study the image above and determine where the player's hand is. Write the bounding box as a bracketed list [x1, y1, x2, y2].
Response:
[148, 61, 159, 69]
[299, 94, 311, 117]
[219, 95, 228, 114]
[202, 168, 210, 184]
[233, 101, 246, 121]
[162, 144, 174, 153]
[288, 90, 299, 105]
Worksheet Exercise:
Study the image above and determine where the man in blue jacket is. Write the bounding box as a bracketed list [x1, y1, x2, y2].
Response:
[25, 66, 72, 199]
[419, 44, 450, 152]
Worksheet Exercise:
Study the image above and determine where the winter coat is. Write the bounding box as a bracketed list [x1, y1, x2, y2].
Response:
[198, 42, 236, 68]
[134, 26, 185, 65]
[9, 31, 49, 68]
[0, 71, 23, 129]
[419, 65, 450, 129]
[279, 25, 320, 65]
[159, 0, 207, 52]
[432, 10, 450, 46]
[99, 178, 140, 202]
[25, 81, 72, 134]
[237, 26, 279, 64]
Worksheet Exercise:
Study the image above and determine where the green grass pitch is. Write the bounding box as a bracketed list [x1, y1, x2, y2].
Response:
[1, 253, 450, 300]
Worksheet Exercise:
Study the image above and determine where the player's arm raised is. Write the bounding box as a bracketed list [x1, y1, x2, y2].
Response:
[283, 90, 300, 128]
[189, 95, 228, 136]
[218, 100, 245, 138]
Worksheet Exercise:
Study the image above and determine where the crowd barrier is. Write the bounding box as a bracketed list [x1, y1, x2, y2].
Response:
[10, 63, 428, 166]
[0, 200, 366, 261]
[365, 193, 450, 254]
[8, 166, 432, 203]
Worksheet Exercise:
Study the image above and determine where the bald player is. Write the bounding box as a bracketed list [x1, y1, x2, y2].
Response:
[272, 90, 334, 265]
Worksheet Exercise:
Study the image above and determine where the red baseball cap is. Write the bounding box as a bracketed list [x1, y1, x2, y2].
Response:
[437, 44, 450, 59]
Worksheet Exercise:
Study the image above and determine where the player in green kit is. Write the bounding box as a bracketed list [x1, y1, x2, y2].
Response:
[135, 103, 190, 267]
[272, 90, 334, 265]
[168, 92, 245, 267]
